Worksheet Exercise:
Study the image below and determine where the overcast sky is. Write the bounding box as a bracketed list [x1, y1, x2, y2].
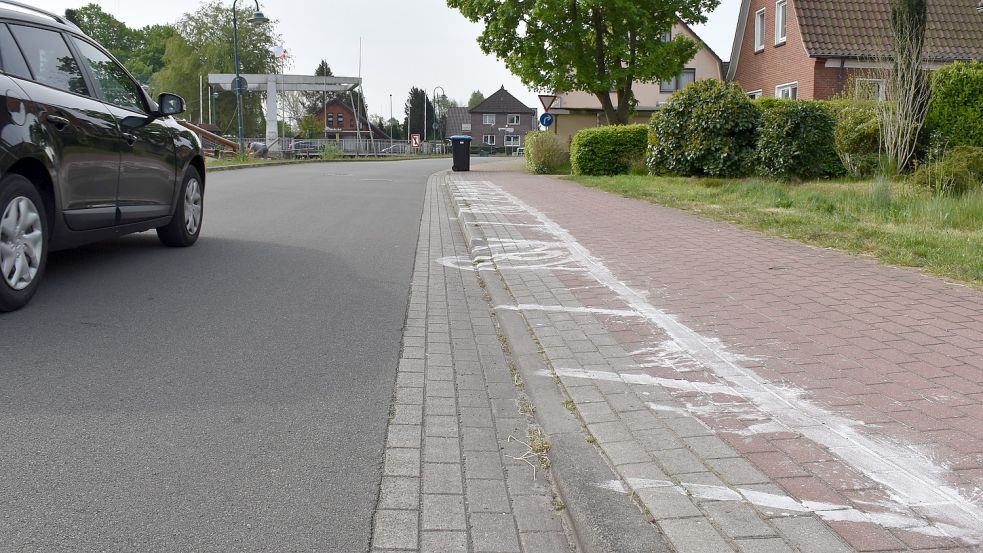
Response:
[26, 0, 742, 118]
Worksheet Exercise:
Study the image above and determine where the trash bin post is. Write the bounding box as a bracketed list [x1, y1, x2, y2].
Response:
[450, 135, 472, 172]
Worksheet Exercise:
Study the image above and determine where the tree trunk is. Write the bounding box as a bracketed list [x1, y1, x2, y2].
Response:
[595, 92, 619, 125]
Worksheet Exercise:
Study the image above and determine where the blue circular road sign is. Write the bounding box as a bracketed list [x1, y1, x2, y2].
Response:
[539, 113, 555, 128]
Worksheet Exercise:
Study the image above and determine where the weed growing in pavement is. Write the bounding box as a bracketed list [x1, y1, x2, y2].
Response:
[552, 499, 567, 512]
[585, 434, 597, 445]
[497, 333, 512, 355]
[528, 427, 551, 469]
[518, 395, 535, 417]
[563, 399, 576, 412]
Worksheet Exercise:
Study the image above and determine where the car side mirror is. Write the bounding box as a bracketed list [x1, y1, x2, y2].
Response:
[157, 93, 186, 117]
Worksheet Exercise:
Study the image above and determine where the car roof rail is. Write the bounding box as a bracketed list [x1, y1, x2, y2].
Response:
[0, 1, 82, 31]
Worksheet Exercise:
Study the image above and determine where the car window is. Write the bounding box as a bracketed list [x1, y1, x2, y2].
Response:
[7, 24, 88, 96]
[70, 37, 146, 114]
[0, 24, 32, 80]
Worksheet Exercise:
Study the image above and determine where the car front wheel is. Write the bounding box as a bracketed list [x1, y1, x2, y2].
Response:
[0, 173, 48, 312]
[157, 166, 203, 247]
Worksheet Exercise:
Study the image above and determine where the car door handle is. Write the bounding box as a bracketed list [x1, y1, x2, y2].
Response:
[122, 132, 137, 145]
[45, 114, 70, 130]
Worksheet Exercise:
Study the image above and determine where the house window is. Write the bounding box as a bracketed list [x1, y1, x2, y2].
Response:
[775, 0, 787, 45]
[505, 135, 520, 147]
[855, 78, 886, 100]
[662, 30, 672, 42]
[754, 9, 766, 51]
[748, 90, 763, 99]
[776, 82, 798, 99]
[337, 113, 345, 128]
[325, 113, 334, 127]
[661, 68, 697, 93]
[507, 114, 521, 125]
[482, 113, 496, 125]
[482, 134, 496, 145]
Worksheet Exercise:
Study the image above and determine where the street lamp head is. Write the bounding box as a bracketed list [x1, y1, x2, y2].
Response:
[248, 10, 269, 24]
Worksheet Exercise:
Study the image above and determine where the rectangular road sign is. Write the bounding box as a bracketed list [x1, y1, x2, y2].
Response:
[410, 134, 421, 148]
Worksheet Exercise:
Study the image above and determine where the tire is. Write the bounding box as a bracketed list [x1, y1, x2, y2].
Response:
[0, 173, 49, 312]
[157, 166, 203, 247]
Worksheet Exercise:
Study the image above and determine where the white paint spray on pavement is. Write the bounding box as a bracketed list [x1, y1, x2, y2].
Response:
[451, 178, 983, 543]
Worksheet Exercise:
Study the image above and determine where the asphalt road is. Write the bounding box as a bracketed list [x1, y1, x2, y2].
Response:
[0, 158, 488, 551]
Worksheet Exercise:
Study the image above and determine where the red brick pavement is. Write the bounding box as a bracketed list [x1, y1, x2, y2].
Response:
[464, 169, 983, 552]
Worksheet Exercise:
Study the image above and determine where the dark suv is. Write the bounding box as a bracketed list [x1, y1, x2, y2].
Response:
[0, 2, 204, 311]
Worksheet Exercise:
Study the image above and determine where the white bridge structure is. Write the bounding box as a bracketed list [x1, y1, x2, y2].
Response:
[207, 73, 366, 152]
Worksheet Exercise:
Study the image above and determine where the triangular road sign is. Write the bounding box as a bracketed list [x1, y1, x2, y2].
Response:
[539, 94, 557, 112]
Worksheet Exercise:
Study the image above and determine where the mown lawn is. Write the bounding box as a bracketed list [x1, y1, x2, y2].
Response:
[568, 175, 983, 288]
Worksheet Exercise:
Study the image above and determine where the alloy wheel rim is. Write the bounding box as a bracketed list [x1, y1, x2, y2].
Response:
[0, 196, 43, 291]
[184, 179, 202, 235]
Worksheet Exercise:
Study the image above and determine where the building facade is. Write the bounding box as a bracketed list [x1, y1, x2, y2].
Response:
[313, 99, 389, 140]
[467, 87, 537, 153]
[728, 0, 983, 100]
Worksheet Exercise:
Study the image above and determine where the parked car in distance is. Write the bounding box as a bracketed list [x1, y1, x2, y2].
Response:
[292, 140, 321, 159]
[0, 2, 205, 311]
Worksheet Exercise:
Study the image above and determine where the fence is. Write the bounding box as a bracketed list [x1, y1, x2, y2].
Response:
[221, 137, 450, 158]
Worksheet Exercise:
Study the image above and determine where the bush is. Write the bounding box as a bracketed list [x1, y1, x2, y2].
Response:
[570, 124, 649, 176]
[646, 112, 672, 176]
[525, 131, 567, 174]
[911, 145, 983, 195]
[928, 61, 983, 148]
[834, 101, 882, 177]
[320, 144, 343, 160]
[755, 100, 844, 181]
[653, 80, 759, 177]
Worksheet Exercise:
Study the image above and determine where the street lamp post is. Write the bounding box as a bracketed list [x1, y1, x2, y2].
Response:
[231, 0, 269, 154]
[389, 93, 394, 148]
[432, 85, 445, 142]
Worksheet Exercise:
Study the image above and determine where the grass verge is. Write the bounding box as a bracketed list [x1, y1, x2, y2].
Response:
[568, 175, 983, 288]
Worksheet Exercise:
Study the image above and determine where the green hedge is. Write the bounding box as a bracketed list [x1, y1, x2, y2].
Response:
[652, 80, 759, 177]
[928, 61, 983, 148]
[571, 124, 649, 176]
[524, 131, 567, 174]
[833, 101, 882, 177]
[756, 100, 844, 180]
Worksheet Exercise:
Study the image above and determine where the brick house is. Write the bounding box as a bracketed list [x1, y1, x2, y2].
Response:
[313, 98, 389, 140]
[551, 22, 725, 146]
[727, 0, 983, 100]
[467, 87, 537, 153]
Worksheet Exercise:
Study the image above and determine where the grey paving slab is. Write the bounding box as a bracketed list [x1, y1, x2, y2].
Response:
[371, 173, 573, 553]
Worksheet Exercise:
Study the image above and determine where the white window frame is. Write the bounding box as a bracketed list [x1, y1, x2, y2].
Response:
[775, 0, 787, 45]
[504, 135, 520, 147]
[482, 134, 496, 146]
[855, 78, 886, 100]
[748, 89, 763, 99]
[775, 81, 798, 99]
[507, 114, 520, 125]
[482, 113, 496, 125]
[754, 8, 766, 52]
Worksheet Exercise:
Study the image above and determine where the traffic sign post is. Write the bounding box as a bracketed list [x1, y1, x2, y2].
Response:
[539, 113, 555, 128]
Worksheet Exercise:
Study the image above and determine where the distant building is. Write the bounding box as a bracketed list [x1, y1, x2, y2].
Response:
[313, 98, 390, 140]
[549, 22, 725, 147]
[445, 106, 472, 138]
[727, 0, 983, 100]
[467, 87, 537, 153]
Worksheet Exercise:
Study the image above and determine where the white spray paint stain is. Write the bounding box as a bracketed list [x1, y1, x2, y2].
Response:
[453, 178, 983, 543]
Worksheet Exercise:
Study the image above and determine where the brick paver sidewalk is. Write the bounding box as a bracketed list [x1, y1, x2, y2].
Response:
[371, 175, 573, 552]
[443, 169, 983, 553]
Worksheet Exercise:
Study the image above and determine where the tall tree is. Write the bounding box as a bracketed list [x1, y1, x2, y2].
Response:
[447, 0, 718, 124]
[66, 4, 176, 82]
[880, 0, 931, 173]
[404, 87, 435, 138]
[467, 90, 485, 108]
[151, 0, 280, 137]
